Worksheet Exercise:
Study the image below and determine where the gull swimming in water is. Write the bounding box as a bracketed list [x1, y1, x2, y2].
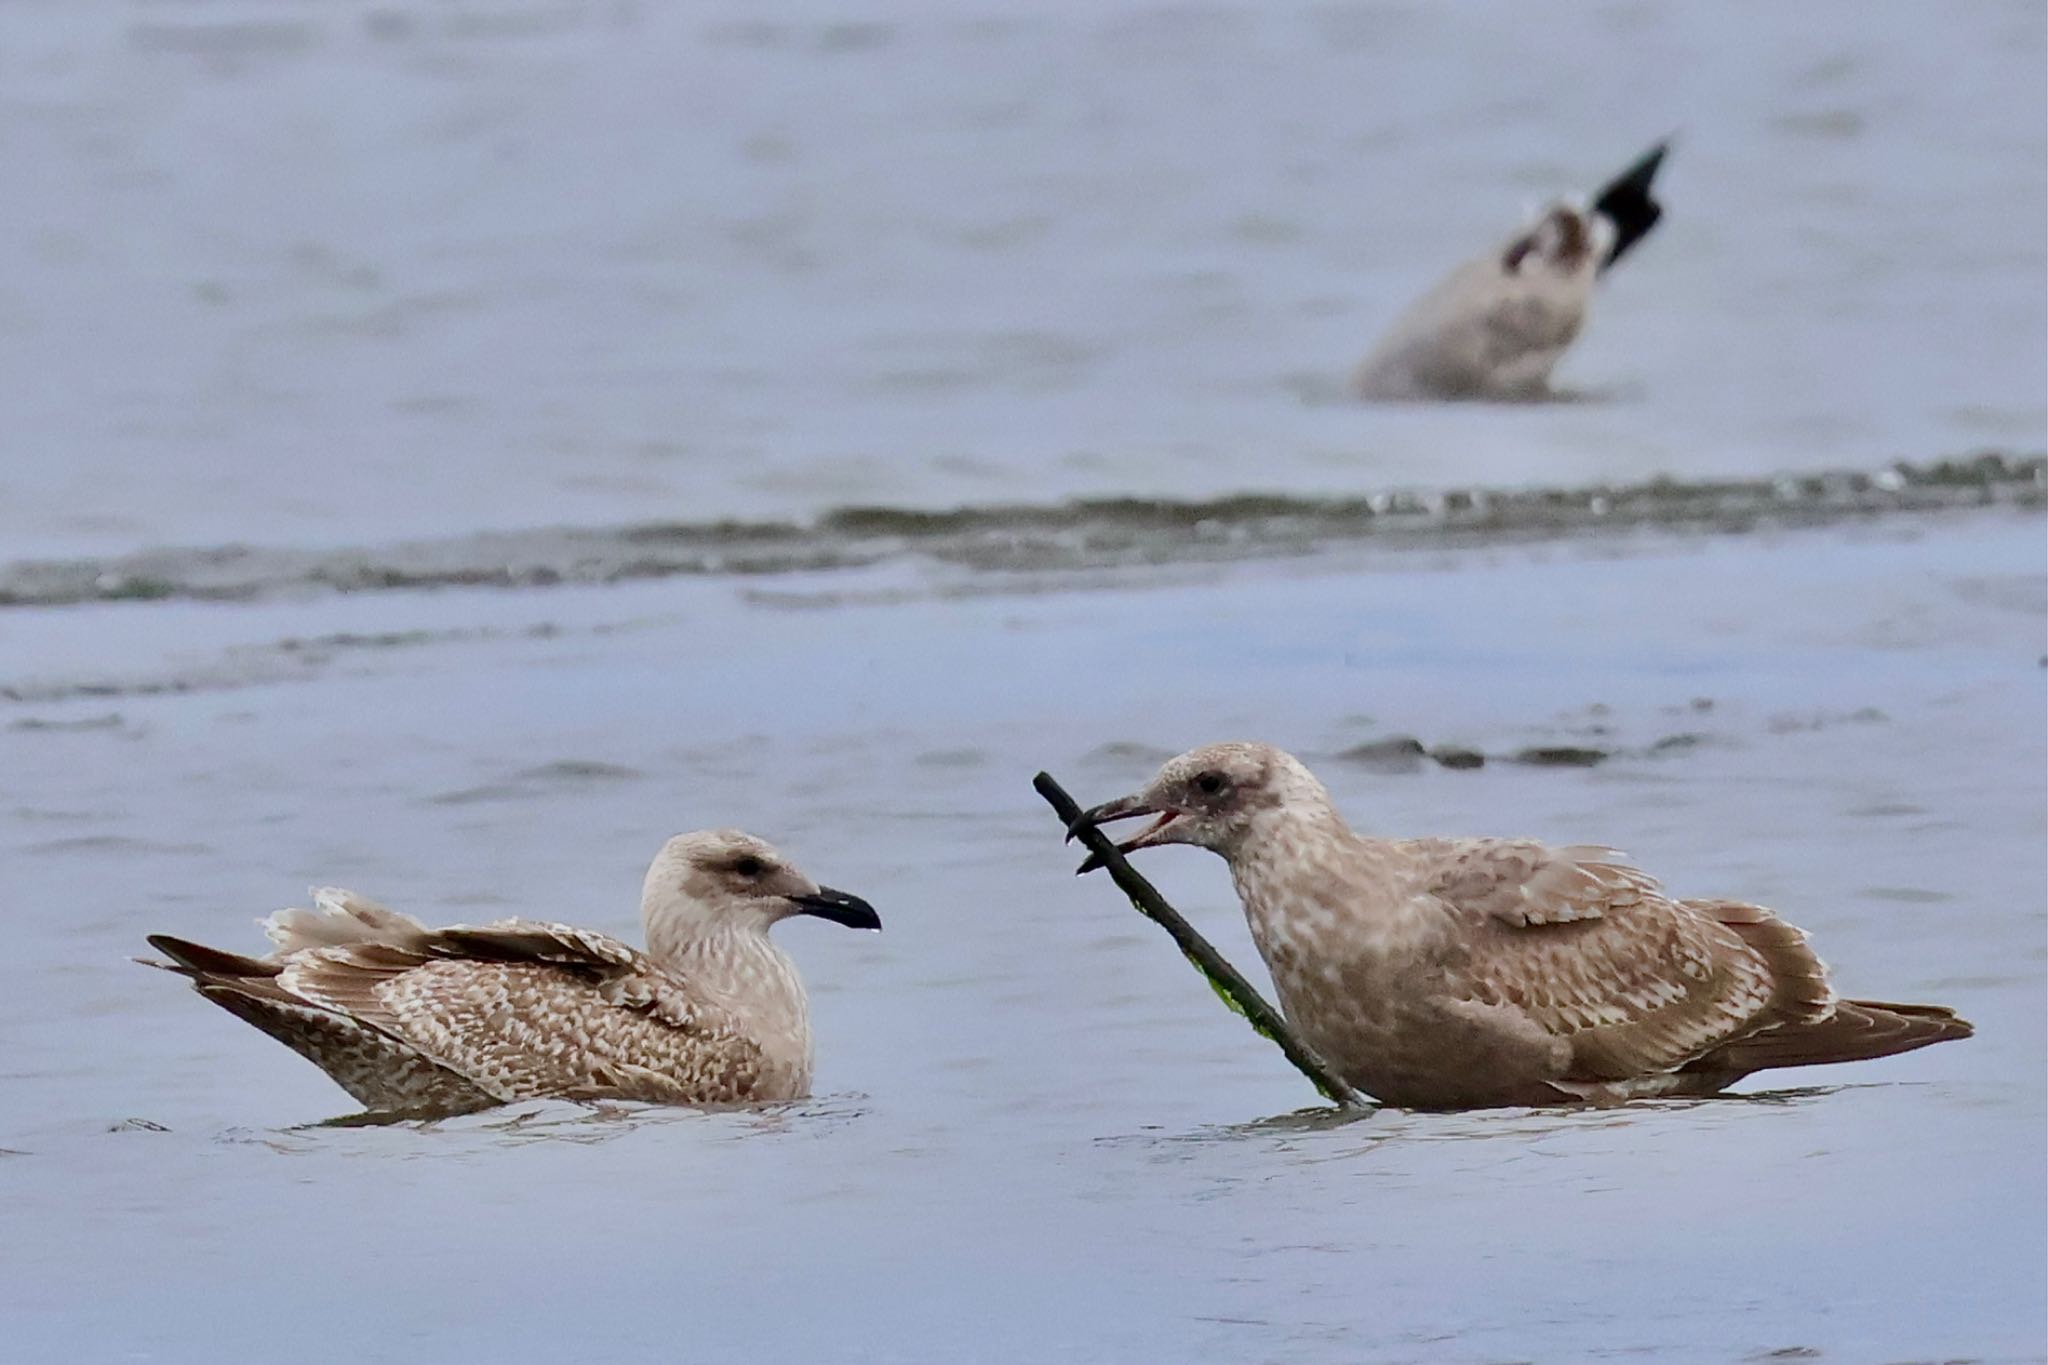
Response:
[140, 830, 879, 1116]
[1352, 141, 1669, 402]
[1073, 742, 1971, 1109]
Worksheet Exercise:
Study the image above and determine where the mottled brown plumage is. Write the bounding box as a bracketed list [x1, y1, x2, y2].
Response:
[141, 831, 879, 1117]
[1078, 742, 1971, 1109]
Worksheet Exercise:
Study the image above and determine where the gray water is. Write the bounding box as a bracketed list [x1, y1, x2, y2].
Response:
[1, 1, 2045, 1362]
[4, 511, 2043, 1361]
[2, 0, 2043, 561]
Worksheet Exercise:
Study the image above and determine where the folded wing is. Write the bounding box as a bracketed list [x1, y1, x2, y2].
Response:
[281, 921, 770, 1105]
[1419, 841, 1835, 1083]
[145, 914, 769, 1113]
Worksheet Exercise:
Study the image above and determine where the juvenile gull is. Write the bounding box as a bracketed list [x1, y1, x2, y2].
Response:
[140, 830, 879, 1116]
[1075, 742, 1970, 1109]
[1352, 141, 1668, 402]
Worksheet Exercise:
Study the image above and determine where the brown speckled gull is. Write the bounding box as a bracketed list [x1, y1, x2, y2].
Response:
[1076, 742, 1971, 1109]
[140, 830, 879, 1116]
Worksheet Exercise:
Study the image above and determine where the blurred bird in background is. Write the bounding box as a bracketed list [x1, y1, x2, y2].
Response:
[1353, 140, 1670, 402]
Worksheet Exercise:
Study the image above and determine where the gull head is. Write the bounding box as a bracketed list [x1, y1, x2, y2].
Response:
[642, 830, 881, 942]
[1503, 202, 1608, 279]
[1069, 742, 1339, 871]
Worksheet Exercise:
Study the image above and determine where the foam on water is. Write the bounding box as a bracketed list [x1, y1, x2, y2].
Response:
[1, 452, 2039, 609]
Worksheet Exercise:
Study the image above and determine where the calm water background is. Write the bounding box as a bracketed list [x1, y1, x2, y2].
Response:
[1, 0, 2042, 558]
[0, 1, 2043, 1361]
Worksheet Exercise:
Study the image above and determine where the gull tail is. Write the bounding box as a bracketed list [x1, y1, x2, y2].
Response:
[1591, 139, 1670, 272]
[138, 931, 498, 1116]
[1689, 998, 1973, 1076]
[141, 933, 281, 980]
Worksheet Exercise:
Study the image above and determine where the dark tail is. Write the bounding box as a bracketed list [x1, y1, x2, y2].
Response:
[141, 933, 280, 980]
[140, 932, 497, 1114]
[1592, 139, 1670, 272]
[1689, 998, 1973, 1076]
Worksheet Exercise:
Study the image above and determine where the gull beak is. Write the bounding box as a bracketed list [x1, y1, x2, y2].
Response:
[788, 886, 882, 931]
[1066, 793, 1182, 874]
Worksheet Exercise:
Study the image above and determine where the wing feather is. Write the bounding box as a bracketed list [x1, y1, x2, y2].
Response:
[279, 920, 768, 1103]
[1417, 840, 1791, 1080]
[1421, 839, 1659, 927]
[263, 888, 430, 955]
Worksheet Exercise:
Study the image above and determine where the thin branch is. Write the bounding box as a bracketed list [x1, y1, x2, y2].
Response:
[1033, 770, 1372, 1112]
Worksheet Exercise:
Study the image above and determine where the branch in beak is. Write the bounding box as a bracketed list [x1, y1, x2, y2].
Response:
[1067, 794, 1180, 874]
[787, 886, 881, 931]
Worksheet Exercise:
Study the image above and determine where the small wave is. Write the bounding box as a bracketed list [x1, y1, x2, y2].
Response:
[426, 758, 645, 805]
[0, 453, 2038, 610]
[8, 713, 127, 733]
[23, 834, 213, 857]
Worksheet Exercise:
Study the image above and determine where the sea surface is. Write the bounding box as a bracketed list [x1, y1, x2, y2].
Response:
[1, 0, 2042, 561]
[0, 2, 2043, 1362]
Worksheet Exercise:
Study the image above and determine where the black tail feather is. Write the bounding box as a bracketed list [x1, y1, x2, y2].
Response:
[1592, 139, 1670, 272]
[143, 933, 279, 980]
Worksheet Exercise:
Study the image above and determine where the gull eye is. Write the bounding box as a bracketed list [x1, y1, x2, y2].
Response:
[733, 855, 765, 879]
[1194, 771, 1227, 797]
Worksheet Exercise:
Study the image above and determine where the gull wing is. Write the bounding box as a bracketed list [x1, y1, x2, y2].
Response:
[278, 920, 773, 1105]
[1417, 841, 1827, 1081]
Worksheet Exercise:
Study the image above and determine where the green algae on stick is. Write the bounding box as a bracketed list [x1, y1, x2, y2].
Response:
[1033, 770, 1371, 1111]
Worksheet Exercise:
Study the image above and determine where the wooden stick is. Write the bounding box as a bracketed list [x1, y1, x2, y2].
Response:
[1033, 770, 1372, 1111]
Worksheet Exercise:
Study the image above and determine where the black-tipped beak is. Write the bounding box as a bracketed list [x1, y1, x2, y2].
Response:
[1066, 794, 1179, 874]
[788, 887, 881, 931]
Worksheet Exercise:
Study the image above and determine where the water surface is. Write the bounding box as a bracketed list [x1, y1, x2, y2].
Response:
[0, 1, 2042, 1359]
[1, 0, 2042, 558]
[3, 509, 2041, 1361]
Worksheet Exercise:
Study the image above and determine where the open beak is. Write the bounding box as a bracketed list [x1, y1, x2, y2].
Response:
[1065, 793, 1182, 874]
[788, 887, 882, 931]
